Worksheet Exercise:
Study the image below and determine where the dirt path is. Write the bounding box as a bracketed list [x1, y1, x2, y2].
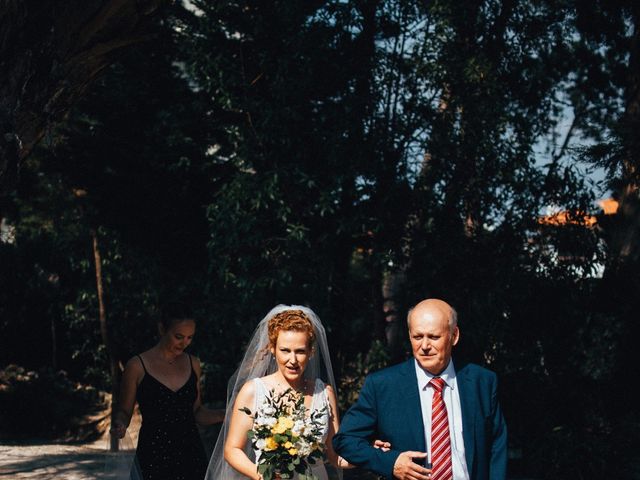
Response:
[0, 411, 142, 479]
[0, 412, 228, 480]
[0, 441, 111, 479]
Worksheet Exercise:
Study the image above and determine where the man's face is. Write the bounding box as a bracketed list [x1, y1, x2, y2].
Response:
[409, 305, 459, 375]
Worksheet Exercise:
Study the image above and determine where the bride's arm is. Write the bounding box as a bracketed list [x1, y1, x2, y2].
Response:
[224, 381, 262, 480]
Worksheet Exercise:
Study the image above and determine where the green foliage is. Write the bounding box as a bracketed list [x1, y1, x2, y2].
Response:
[338, 340, 390, 413]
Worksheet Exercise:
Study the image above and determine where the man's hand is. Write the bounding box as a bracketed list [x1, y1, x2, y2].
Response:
[392, 451, 430, 480]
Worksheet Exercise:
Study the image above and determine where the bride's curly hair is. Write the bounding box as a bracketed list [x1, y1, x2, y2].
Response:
[267, 309, 316, 349]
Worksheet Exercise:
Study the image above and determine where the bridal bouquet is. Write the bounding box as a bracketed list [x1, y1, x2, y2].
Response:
[241, 387, 327, 480]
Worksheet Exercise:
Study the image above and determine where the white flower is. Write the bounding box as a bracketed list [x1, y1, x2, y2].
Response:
[256, 438, 266, 450]
[263, 416, 277, 427]
[292, 420, 306, 436]
[295, 439, 313, 457]
[254, 411, 277, 427]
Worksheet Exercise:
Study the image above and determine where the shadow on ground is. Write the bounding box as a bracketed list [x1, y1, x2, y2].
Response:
[0, 444, 112, 479]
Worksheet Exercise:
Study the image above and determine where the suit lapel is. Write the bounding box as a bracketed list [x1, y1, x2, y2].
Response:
[456, 363, 476, 473]
[399, 359, 427, 452]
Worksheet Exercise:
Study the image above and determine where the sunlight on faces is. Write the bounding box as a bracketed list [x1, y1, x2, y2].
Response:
[409, 300, 459, 375]
[271, 330, 313, 387]
[159, 319, 196, 355]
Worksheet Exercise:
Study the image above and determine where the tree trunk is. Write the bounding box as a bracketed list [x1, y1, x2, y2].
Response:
[91, 229, 120, 451]
[382, 269, 406, 361]
[0, 0, 168, 194]
[51, 316, 57, 371]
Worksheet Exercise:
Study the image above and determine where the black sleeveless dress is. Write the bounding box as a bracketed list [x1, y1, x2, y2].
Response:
[135, 354, 208, 480]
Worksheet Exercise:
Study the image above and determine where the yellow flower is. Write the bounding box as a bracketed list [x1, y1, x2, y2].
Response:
[264, 437, 279, 451]
[288, 448, 298, 455]
[272, 416, 294, 434]
[284, 441, 293, 449]
[280, 417, 294, 429]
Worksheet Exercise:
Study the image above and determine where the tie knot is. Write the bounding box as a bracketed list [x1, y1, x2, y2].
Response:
[430, 377, 446, 392]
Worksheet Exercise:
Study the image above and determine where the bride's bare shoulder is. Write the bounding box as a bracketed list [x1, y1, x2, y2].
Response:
[234, 379, 257, 405]
[259, 373, 278, 388]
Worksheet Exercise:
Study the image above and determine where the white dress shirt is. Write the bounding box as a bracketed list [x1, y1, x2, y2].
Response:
[414, 359, 470, 480]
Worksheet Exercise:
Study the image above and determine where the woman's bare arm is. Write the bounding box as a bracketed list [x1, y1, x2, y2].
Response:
[111, 357, 143, 438]
[224, 381, 261, 480]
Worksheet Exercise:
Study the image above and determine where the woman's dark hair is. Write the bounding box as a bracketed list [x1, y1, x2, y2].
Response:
[159, 300, 195, 330]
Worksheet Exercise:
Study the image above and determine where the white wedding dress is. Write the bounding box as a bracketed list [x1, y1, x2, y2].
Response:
[253, 378, 330, 480]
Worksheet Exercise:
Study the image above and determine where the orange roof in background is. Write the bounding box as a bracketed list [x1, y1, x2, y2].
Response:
[538, 211, 597, 227]
[537, 198, 618, 228]
[598, 198, 619, 215]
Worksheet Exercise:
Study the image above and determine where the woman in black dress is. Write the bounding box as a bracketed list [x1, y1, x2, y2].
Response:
[111, 303, 224, 480]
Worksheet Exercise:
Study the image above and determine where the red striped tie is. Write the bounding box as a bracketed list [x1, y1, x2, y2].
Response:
[430, 377, 452, 480]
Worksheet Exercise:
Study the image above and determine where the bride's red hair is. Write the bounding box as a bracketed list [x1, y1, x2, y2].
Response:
[268, 309, 316, 348]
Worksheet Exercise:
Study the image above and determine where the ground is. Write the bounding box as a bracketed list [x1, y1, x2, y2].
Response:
[0, 442, 108, 479]
[0, 408, 142, 480]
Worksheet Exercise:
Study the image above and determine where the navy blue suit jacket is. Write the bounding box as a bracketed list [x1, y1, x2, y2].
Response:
[333, 359, 507, 480]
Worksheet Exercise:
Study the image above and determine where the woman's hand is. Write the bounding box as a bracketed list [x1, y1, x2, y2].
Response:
[195, 405, 225, 425]
[109, 421, 127, 439]
[373, 439, 392, 452]
[336, 439, 390, 470]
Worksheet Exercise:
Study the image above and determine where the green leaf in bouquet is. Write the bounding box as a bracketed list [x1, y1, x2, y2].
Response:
[274, 433, 288, 443]
[258, 463, 273, 480]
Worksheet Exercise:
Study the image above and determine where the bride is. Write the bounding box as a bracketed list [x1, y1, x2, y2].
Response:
[205, 305, 354, 480]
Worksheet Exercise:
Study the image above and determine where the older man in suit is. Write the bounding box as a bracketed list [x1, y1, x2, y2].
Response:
[333, 299, 507, 480]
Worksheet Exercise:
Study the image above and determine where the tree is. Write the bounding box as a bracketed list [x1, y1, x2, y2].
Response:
[179, 1, 395, 374]
[0, 1, 220, 386]
[0, 0, 169, 193]
[565, 4, 640, 476]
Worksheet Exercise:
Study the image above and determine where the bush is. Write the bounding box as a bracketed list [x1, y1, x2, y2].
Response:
[0, 364, 108, 442]
[338, 339, 391, 413]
